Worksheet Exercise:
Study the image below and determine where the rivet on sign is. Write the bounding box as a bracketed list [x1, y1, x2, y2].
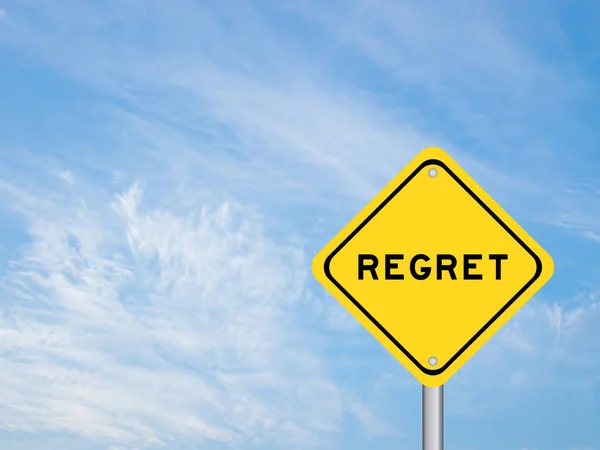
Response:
[428, 356, 438, 367]
[428, 168, 438, 178]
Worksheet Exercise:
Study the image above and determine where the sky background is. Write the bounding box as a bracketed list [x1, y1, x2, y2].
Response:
[0, 0, 599, 449]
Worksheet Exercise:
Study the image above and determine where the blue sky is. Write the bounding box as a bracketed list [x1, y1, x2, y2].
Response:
[0, 0, 599, 449]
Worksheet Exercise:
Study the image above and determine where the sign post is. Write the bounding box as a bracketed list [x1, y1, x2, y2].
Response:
[423, 385, 443, 450]
[311, 147, 553, 448]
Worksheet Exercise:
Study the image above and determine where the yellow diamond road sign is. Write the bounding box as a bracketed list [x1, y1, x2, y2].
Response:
[312, 147, 553, 387]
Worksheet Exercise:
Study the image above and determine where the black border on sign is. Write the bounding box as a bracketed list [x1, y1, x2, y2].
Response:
[323, 159, 543, 376]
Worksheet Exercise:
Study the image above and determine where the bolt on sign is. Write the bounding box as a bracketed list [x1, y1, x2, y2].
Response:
[312, 147, 553, 387]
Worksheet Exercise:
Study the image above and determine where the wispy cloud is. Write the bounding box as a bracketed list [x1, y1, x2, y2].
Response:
[0, 0, 552, 211]
[0, 173, 364, 447]
[447, 293, 600, 421]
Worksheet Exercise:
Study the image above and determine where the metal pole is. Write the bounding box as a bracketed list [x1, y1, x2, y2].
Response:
[422, 385, 443, 450]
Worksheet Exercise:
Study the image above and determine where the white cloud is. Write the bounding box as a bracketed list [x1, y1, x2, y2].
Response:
[582, 231, 600, 242]
[286, 0, 583, 128]
[546, 185, 600, 242]
[446, 294, 600, 418]
[59, 170, 75, 185]
[0, 178, 359, 448]
[346, 398, 397, 437]
[0, 0, 545, 212]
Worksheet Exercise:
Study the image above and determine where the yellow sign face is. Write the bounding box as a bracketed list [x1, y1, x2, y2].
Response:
[312, 147, 553, 386]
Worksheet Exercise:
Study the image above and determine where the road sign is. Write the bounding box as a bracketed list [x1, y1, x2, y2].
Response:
[312, 147, 553, 387]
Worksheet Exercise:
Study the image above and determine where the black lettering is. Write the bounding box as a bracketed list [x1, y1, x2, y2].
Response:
[488, 254, 508, 280]
[463, 254, 483, 280]
[385, 254, 404, 280]
[410, 254, 431, 280]
[436, 254, 457, 280]
[358, 254, 379, 280]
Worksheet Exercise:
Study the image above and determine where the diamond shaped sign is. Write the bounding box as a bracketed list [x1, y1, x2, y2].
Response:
[312, 147, 553, 386]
